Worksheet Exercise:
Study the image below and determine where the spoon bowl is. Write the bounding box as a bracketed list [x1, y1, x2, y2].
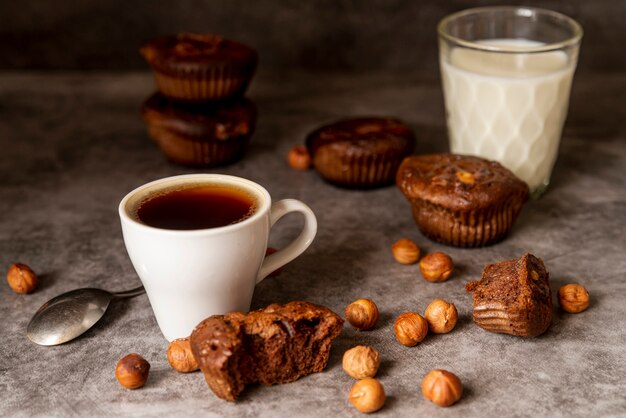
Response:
[27, 286, 145, 346]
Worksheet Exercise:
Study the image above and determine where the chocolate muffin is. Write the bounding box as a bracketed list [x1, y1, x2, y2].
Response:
[396, 154, 529, 247]
[141, 93, 256, 167]
[140, 33, 258, 102]
[306, 117, 416, 188]
[189, 301, 343, 401]
[465, 253, 552, 337]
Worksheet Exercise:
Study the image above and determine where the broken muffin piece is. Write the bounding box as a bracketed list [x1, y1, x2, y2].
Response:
[189, 301, 343, 401]
[465, 253, 552, 337]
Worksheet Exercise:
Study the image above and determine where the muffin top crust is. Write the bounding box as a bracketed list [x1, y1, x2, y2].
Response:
[140, 33, 258, 72]
[306, 117, 416, 157]
[396, 153, 529, 211]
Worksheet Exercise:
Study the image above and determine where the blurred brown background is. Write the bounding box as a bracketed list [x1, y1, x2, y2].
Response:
[0, 0, 623, 75]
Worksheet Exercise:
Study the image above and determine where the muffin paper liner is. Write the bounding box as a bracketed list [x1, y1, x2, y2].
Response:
[313, 151, 403, 188]
[410, 199, 525, 247]
[147, 59, 256, 102]
[146, 125, 248, 167]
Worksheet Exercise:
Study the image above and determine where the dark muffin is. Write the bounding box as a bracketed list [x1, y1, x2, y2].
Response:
[465, 253, 552, 337]
[306, 117, 416, 188]
[141, 93, 256, 167]
[396, 154, 529, 247]
[190, 301, 343, 401]
[140, 33, 258, 102]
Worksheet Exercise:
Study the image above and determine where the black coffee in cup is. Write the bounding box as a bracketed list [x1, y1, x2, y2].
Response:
[135, 184, 257, 230]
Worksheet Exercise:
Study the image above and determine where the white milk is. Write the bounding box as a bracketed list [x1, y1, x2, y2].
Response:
[440, 39, 576, 194]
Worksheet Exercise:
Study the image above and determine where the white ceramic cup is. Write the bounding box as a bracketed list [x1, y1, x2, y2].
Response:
[119, 174, 317, 341]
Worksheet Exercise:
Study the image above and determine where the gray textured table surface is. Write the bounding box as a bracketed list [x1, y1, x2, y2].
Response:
[1, 71, 625, 417]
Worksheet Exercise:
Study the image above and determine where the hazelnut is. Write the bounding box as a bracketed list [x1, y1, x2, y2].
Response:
[348, 377, 386, 413]
[345, 298, 379, 331]
[558, 284, 590, 313]
[167, 338, 199, 373]
[342, 345, 380, 379]
[393, 312, 428, 346]
[287, 145, 311, 171]
[421, 369, 463, 407]
[6, 263, 38, 294]
[391, 238, 420, 265]
[419, 252, 454, 282]
[424, 299, 458, 334]
[115, 353, 150, 389]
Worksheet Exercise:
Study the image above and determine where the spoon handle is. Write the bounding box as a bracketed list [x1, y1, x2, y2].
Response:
[112, 286, 145, 299]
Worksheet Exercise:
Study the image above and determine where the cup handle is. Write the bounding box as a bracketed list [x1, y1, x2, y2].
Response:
[256, 199, 317, 284]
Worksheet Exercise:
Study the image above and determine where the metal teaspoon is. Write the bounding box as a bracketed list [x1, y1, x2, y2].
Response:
[26, 286, 145, 346]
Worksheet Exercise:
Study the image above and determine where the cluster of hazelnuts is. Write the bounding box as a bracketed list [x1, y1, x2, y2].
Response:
[389, 238, 591, 314]
[3, 262, 201, 390]
[391, 238, 454, 282]
[115, 337, 199, 389]
[337, 238, 593, 413]
[343, 298, 463, 412]
[5, 254, 592, 407]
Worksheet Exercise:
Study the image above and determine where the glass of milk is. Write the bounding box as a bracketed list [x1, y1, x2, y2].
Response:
[438, 7, 582, 197]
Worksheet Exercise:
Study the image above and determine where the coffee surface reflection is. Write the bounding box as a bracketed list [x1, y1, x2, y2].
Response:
[135, 184, 257, 230]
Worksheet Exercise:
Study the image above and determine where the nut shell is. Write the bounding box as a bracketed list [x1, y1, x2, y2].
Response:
[348, 377, 386, 413]
[345, 299, 379, 331]
[421, 369, 463, 407]
[115, 353, 150, 389]
[393, 312, 428, 346]
[6, 263, 38, 294]
[391, 238, 420, 264]
[167, 338, 199, 373]
[424, 299, 458, 334]
[288, 145, 312, 171]
[342, 345, 380, 379]
[558, 284, 590, 313]
[419, 252, 454, 282]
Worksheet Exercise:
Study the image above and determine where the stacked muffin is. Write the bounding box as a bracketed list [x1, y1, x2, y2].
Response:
[140, 33, 258, 167]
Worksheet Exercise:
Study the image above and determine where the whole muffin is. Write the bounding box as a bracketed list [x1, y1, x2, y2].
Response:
[396, 154, 529, 247]
[142, 93, 256, 167]
[306, 117, 416, 188]
[140, 33, 258, 102]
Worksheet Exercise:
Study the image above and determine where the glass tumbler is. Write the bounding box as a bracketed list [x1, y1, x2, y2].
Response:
[438, 6, 582, 197]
